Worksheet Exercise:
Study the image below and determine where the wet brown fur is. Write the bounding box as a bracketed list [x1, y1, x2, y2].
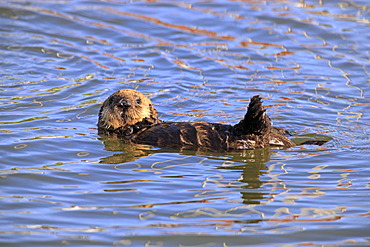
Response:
[98, 89, 296, 151]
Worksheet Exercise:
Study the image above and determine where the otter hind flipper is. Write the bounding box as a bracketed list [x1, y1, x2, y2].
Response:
[235, 95, 272, 135]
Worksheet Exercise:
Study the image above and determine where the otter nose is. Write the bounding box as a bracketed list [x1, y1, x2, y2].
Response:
[118, 98, 132, 108]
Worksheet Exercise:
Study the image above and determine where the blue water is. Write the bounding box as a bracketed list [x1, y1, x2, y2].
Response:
[1, 0, 370, 246]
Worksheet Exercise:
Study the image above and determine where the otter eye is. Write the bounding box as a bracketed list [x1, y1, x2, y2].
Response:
[136, 98, 141, 105]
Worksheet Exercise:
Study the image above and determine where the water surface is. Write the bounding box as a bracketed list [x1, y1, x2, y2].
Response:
[1, 0, 370, 246]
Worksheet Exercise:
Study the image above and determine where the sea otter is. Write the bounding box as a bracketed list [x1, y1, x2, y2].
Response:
[97, 89, 300, 151]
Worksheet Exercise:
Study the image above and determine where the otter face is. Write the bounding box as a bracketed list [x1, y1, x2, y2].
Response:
[98, 89, 158, 131]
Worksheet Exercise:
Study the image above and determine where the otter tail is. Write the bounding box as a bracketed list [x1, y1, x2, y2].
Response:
[234, 95, 272, 135]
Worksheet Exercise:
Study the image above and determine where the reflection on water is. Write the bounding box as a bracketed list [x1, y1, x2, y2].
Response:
[1, 0, 370, 246]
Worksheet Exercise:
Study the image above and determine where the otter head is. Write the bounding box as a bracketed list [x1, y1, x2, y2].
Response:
[98, 89, 158, 132]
